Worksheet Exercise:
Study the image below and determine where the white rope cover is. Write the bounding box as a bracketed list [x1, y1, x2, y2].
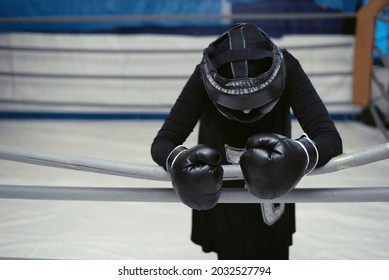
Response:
[0, 185, 389, 203]
[0, 143, 388, 203]
[0, 143, 388, 181]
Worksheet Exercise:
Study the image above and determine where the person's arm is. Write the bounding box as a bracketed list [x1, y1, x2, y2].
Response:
[239, 51, 343, 199]
[151, 66, 209, 168]
[151, 66, 224, 210]
[285, 50, 343, 167]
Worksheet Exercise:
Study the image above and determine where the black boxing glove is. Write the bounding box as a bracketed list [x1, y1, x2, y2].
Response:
[240, 133, 318, 199]
[166, 144, 223, 210]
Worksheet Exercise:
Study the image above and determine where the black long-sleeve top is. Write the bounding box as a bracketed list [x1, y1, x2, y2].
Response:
[150, 49, 343, 256]
[151, 50, 342, 168]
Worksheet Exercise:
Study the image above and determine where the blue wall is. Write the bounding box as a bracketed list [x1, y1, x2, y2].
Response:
[0, 0, 361, 36]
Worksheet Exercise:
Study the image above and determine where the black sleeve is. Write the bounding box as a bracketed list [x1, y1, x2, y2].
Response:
[284, 50, 343, 167]
[151, 65, 209, 168]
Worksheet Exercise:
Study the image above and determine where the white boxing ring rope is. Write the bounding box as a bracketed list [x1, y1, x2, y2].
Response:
[1, 185, 389, 203]
[0, 143, 389, 203]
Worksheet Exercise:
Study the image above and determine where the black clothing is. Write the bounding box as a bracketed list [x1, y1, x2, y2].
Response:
[151, 49, 342, 259]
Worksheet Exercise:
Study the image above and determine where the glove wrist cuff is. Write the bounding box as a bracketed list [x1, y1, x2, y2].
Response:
[166, 145, 187, 174]
[296, 134, 319, 174]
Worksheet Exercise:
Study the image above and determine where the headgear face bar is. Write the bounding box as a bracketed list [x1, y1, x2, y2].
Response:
[200, 23, 286, 123]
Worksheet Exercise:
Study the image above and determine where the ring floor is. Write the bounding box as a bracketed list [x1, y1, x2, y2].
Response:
[0, 119, 388, 259]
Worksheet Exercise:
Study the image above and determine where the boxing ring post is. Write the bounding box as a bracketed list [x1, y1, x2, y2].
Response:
[0, 143, 388, 203]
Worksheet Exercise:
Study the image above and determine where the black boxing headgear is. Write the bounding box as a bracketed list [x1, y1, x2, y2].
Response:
[200, 23, 286, 123]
